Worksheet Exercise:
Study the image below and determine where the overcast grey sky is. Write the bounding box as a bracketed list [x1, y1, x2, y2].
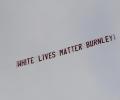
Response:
[0, 0, 120, 100]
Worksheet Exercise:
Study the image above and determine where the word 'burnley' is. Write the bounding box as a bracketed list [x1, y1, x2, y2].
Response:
[86, 34, 116, 48]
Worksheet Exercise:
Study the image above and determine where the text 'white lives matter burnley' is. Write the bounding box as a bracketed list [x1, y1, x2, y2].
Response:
[16, 34, 116, 68]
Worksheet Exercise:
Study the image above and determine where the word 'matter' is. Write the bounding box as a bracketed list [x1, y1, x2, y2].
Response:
[16, 34, 116, 68]
[59, 44, 83, 56]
